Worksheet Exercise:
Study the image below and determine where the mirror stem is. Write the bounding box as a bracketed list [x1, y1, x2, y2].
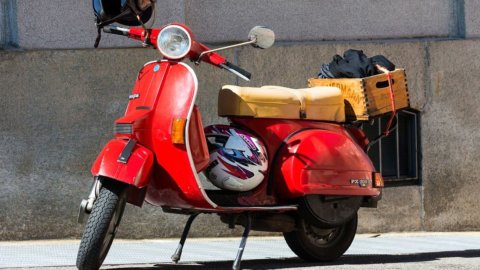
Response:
[195, 38, 256, 65]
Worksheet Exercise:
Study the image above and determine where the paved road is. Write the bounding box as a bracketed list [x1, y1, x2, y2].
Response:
[2, 233, 480, 270]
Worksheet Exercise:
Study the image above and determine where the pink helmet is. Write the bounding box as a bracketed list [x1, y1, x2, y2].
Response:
[204, 125, 268, 192]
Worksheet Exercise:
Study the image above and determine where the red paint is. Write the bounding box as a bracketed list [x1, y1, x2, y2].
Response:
[143, 62, 213, 209]
[346, 125, 370, 150]
[230, 118, 380, 200]
[91, 139, 154, 188]
[89, 23, 382, 214]
[188, 106, 210, 172]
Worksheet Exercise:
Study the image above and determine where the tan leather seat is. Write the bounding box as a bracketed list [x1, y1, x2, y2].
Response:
[218, 85, 345, 122]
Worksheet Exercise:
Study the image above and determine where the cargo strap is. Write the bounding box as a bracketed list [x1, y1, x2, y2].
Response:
[285, 89, 307, 119]
[376, 65, 396, 136]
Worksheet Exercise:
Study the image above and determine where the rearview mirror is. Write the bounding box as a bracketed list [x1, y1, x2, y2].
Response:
[249, 26, 275, 49]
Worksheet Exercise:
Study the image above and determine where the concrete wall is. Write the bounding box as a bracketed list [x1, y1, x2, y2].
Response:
[1, 1, 480, 240]
[14, 0, 185, 49]
[2, 38, 479, 240]
[3, 0, 465, 49]
[423, 40, 480, 231]
[465, 0, 480, 37]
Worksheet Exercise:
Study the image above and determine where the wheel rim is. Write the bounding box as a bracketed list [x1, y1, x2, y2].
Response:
[303, 220, 343, 246]
[99, 192, 126, 263]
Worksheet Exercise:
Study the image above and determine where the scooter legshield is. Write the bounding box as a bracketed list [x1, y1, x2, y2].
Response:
[91, 139, 154, 188]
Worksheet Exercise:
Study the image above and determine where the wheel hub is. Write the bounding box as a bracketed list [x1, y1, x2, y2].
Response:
[304, 221, 340, 245]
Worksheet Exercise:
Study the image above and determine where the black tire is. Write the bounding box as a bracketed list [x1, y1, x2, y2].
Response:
[77, 180, 127, 270]
[299, 195, 362, 228]
[283, 213, 357, 262]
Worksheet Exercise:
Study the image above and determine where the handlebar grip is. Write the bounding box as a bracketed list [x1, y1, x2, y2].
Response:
[221, 62, 252, 81]
[103, 26, 129, 36]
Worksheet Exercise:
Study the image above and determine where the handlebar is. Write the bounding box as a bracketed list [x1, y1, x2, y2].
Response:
[102, 25, 252, 81]
[103, 25, 129, 36]
[220, 62, 252, 81]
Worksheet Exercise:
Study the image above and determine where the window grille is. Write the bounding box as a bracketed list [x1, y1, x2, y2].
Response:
[362, 110, 420, 186]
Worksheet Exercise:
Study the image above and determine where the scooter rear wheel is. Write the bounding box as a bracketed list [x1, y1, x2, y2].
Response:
[283, 213, 357, 262]
[76, 179, 127, 270]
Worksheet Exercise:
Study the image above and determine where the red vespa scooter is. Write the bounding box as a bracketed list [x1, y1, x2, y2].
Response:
[77, 6, 383, 270]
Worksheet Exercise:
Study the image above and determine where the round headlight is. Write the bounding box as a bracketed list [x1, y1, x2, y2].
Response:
[157, 25, 191, 59]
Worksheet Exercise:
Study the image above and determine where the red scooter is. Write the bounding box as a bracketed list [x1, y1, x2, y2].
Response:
[77, 3, 383, 270]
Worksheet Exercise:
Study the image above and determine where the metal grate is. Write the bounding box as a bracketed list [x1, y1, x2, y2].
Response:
[114, 123, 133, 135]
[363, 110, 420, 186]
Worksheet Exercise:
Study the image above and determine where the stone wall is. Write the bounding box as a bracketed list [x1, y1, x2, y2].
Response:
[1, 1, 480, 240]
[1, 0, 469, 49]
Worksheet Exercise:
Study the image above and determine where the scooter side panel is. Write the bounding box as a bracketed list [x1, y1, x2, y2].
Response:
[91, 139, 154, 189]
[124, 62, 169, 117]
[275, 129, 380, 198]
[142, 62, 215, 209]
[188, 106, 210, 172]
[229, 118, 381, 201]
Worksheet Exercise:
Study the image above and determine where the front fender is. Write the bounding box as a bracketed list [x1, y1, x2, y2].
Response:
[91, 139, 154, 188]
[274, 129, 380, 198]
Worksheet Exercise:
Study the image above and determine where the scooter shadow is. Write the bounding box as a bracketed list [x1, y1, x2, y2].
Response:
[106, 249, 480, 270]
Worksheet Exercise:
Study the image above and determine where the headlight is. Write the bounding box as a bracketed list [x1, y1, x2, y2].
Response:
[157, 25, 191, 59]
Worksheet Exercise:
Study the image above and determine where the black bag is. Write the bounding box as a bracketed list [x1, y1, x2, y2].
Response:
[318, 49, 395, 79]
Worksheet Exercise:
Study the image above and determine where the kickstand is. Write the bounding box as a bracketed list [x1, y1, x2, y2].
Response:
[171, 213, 199, 264]
[232, 213, 252, 270]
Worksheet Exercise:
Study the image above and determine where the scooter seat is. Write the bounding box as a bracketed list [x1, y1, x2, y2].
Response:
[218, 85, 345, 122]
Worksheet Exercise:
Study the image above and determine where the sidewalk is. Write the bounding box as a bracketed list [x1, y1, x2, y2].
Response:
[1, 232, 480, 268]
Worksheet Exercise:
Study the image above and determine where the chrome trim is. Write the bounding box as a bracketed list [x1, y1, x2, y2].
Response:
[114, 123, 133, 135]
[144, 60, 159, 67]
[129, 93, 140, 100]
[86, 178, 102, 212]
[78, 178, 102, 223]
[178, 62, 217, 208]
[103, 25, 129, 36]
[192, 205, 298, 212]
[195, 39, 256, 64]
[220, 205, 298, 211]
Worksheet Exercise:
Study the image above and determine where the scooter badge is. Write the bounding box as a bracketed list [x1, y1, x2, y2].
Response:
[351, 179, 370, 187]
[129, 93, 140, 100]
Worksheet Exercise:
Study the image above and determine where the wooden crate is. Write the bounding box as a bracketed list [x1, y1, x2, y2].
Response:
[308, 69, 410, 121]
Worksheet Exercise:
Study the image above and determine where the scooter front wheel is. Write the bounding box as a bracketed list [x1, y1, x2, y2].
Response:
[283, 213, 357, 262]
[76, 179, 127, 270]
